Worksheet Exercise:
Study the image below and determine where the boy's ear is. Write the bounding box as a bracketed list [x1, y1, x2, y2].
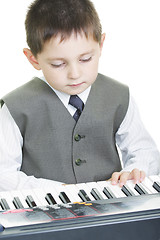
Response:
[23, 48, 41, 70]
[99, 33, 106, 54]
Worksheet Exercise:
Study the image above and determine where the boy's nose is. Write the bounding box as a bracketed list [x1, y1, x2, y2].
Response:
[68, 63, 81, 80]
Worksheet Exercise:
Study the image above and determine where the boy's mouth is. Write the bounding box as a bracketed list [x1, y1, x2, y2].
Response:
[69, 82, 85, 87]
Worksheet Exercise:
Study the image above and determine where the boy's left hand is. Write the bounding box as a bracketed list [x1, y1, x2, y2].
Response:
[110, 168, 146, 187]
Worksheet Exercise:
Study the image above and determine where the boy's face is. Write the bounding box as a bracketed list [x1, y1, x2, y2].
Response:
[24, 32, 105, 95]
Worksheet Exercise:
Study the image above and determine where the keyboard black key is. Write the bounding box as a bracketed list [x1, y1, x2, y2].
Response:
[13, 197, 24, 209]
[153, 182, 160, 192]
[78, 189, 91, 202]
[134, 184, 148, 195]
[103, 187, 116, 199]
[0, 198, 10, 210]
[59, 192, 71, 204]
[121, 185, 135, 197]
[91, 188, 103, 200]
[26, 195, 37, 207]
[45, 193, 57, 205]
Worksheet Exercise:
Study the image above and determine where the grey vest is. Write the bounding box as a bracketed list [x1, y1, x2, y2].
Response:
[1, 74, 129, 183]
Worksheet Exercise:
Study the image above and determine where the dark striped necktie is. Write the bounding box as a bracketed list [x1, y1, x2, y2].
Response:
[69, 95, 84, 121]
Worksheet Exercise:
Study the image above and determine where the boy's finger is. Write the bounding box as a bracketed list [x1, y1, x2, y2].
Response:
[119, 172, 130, 187]
[129, 168, 140, 184]
[111, 172, 121, 185]
[140, 171, 146, 182]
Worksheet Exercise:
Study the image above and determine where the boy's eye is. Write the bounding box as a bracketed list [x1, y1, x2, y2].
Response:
[80, 56, 92, 63]
[51, 62, 65, 68]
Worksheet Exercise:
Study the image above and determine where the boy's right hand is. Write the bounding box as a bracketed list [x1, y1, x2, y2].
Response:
[110, 168, 146, 187]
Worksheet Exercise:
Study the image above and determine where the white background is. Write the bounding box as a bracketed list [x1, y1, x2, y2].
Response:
[0, 0, 160, 149]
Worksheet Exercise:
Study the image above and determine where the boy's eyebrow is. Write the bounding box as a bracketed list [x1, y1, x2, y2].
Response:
[79, 49, 95, 57]
[46, 50, 95, 61]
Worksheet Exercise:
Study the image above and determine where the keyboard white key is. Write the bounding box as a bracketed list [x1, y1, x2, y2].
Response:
[21, 189, 43, 207]
[63, 184, 82, 202]
[32, 188, 49, 206]
[0, 191, 16, 210]
[53, 185, 77, 203]
[75, 183, 95, 201]
[97, 181, 116, 198]
[135, 182, 152, 194]
[97, 181, 126, 198]
[43, 188, 62, 205]
[149, 175, 160, 183]
[126, 180, 152, 195]
[149, 175, 160, 192]
[0, 204, 3, 211]
[141, 178, 157, 194]
[123, 181, 140, 196]
[86, 182, 108, 200]
[10, 190, 29, 209]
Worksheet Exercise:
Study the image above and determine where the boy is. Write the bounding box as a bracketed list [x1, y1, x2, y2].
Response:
[0, 0, 160, 191]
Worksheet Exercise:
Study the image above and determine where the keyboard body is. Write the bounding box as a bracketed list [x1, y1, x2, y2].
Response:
[0, 176, 160, 240]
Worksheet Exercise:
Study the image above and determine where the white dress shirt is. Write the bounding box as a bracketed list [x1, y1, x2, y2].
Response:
[0, 77, 160, 191]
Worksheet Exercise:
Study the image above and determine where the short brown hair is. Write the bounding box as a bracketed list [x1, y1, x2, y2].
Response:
[25, 0, 102, 56]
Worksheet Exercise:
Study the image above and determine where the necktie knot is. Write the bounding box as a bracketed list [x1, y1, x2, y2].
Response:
[69, 95, 84, 121]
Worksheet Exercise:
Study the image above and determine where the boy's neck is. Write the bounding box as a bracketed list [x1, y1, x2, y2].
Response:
[39, 75, 91, 103]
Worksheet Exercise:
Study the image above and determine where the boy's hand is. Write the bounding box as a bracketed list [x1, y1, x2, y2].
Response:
[110, 168, 146, 187]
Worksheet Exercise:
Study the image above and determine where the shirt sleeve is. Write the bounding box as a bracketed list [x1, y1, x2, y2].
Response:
[0, 104, 63, 191]
[115, 95, 160, 176]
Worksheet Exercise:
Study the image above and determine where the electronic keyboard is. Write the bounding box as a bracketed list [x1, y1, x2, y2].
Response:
[0, 175, 160, 240]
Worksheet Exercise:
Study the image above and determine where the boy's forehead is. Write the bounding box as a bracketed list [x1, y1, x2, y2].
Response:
[44, 32, 98, 47]
[42, 31, 99, 54]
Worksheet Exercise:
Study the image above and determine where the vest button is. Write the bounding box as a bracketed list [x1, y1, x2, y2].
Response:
[74, 134, 81, 141]
[75, 159, 82, 166]
[75, 159, 86, 166]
